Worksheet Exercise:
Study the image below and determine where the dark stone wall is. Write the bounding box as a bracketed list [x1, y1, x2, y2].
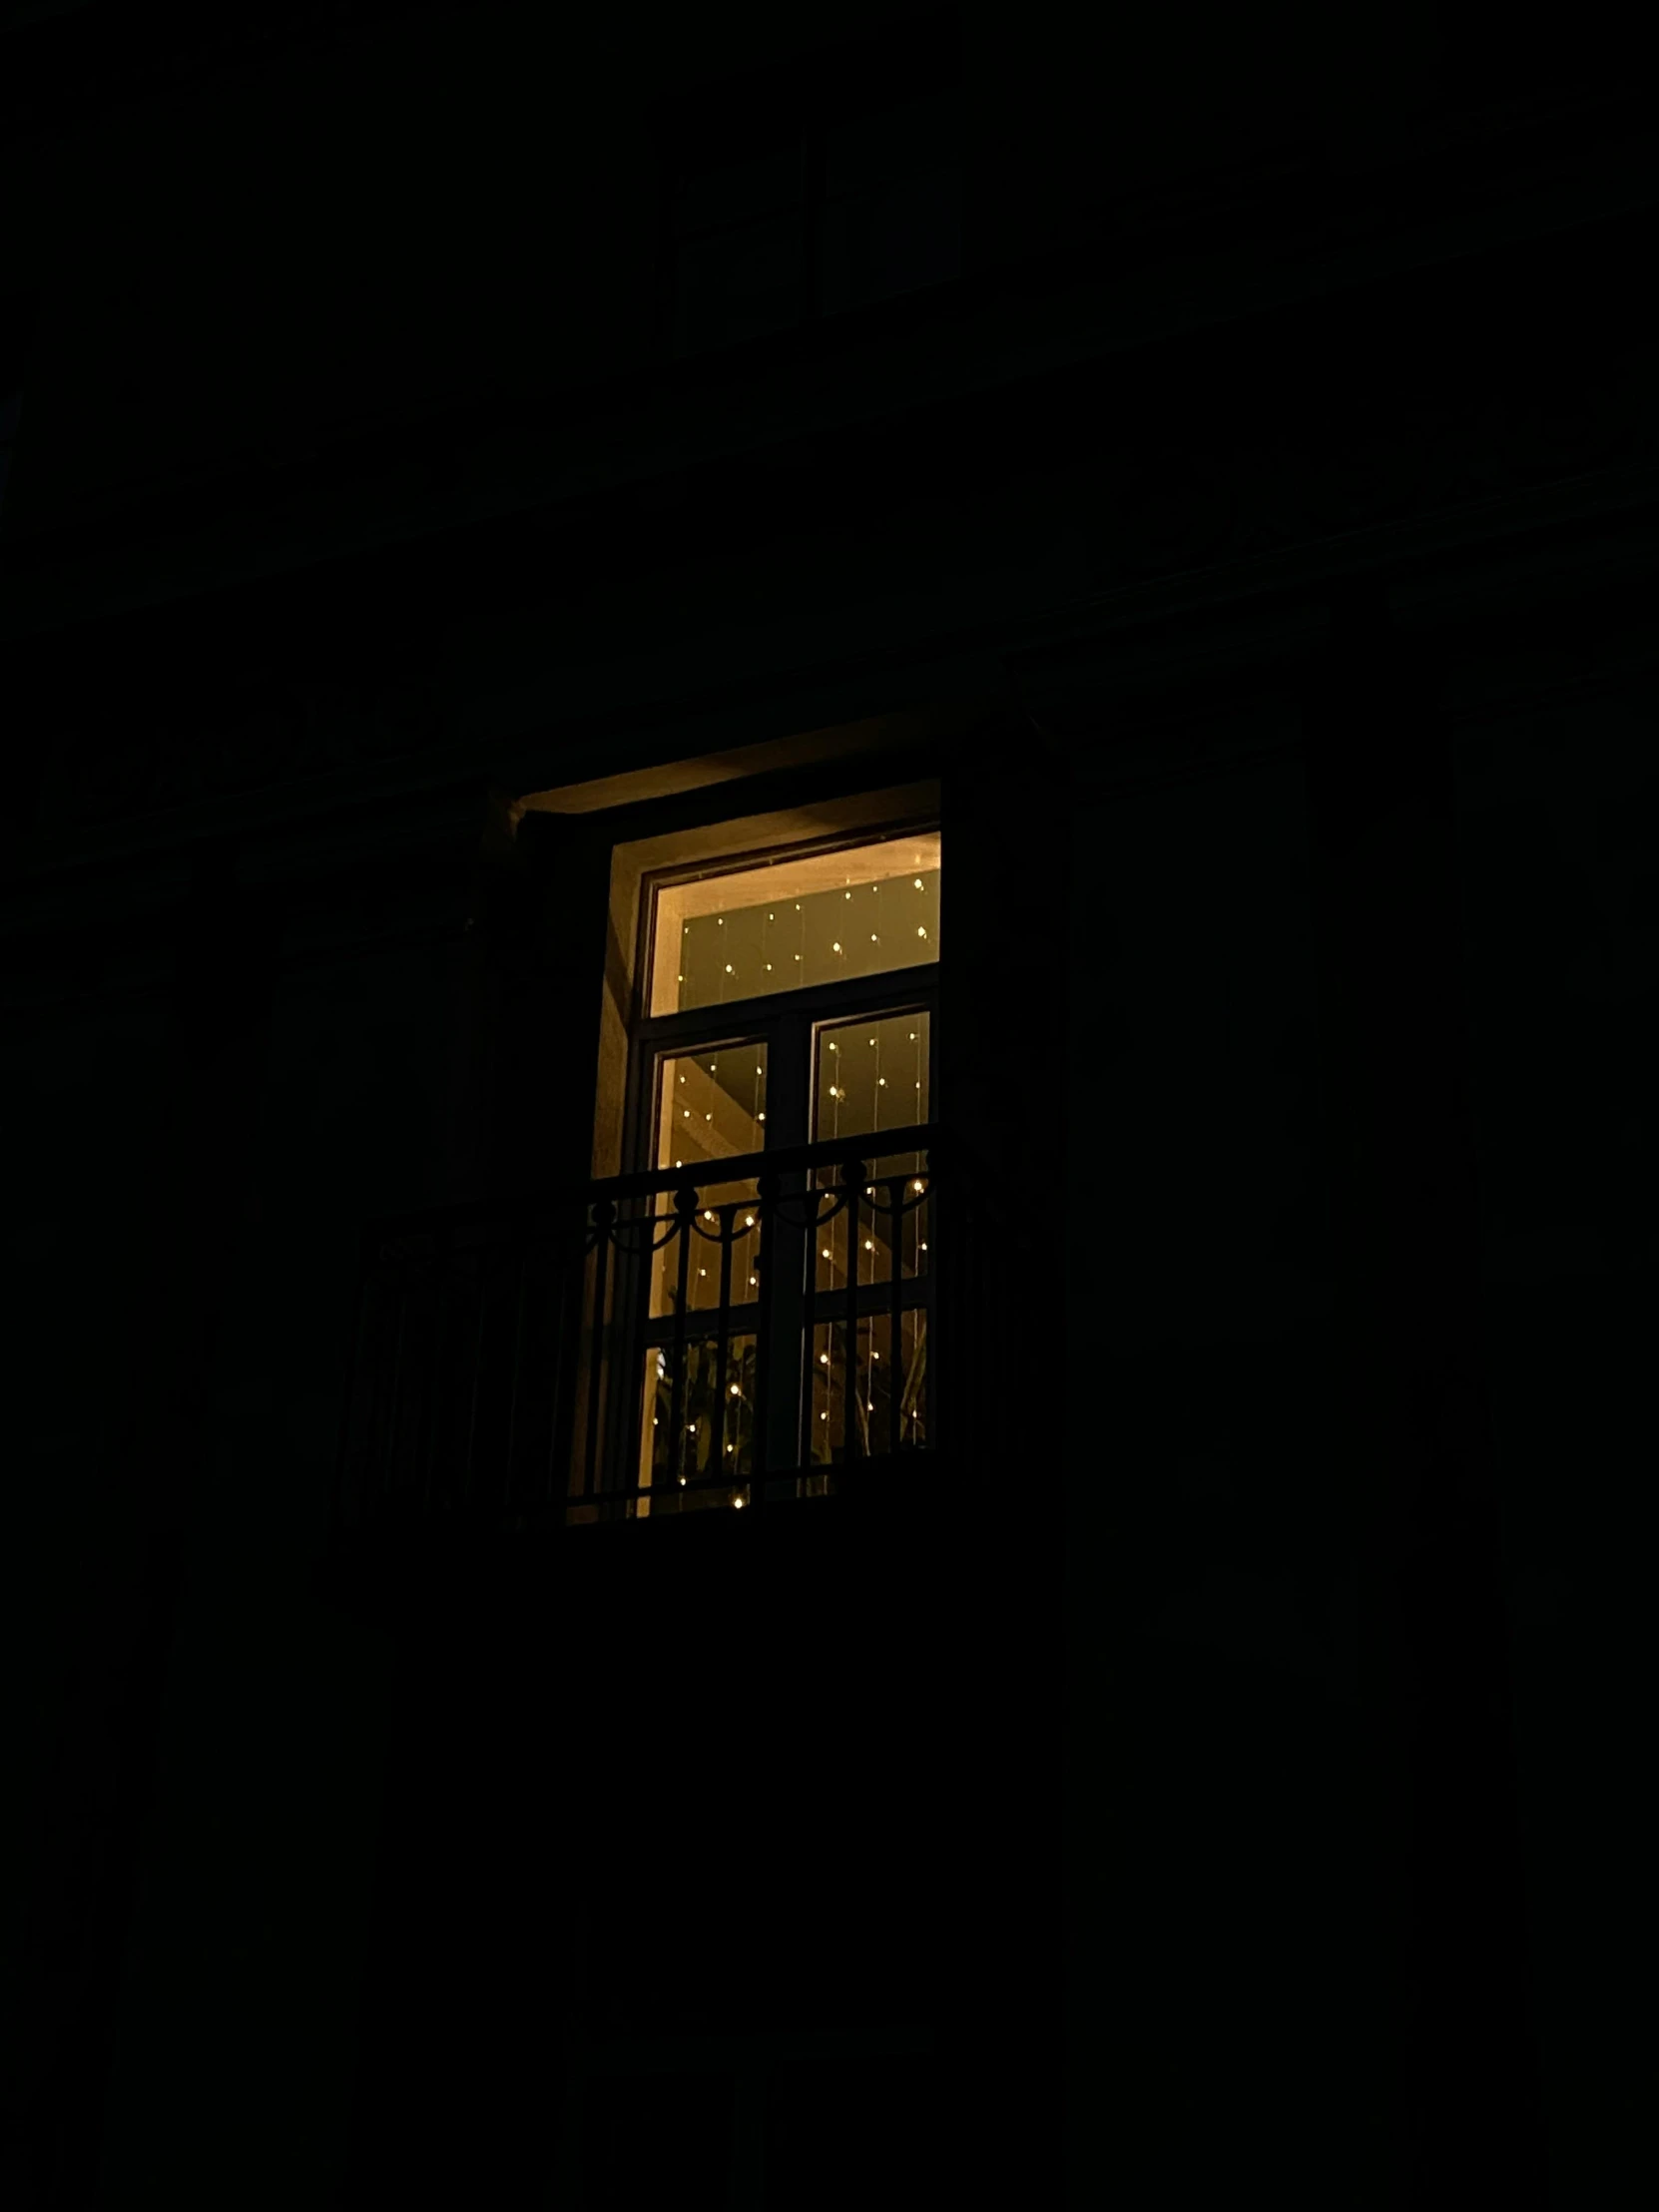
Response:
[2, 6, 1655, 2208]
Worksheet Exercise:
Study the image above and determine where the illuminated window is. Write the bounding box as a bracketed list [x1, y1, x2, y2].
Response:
[625, 825, 939, 1508]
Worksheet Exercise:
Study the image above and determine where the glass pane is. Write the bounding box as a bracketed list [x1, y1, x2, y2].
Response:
[657, 1042, 768, 1169]
[814, 1010, 928, 1147]
[813, 1011, 929, 1298]
[638, 1336, 759, 1514]
[653, 1043, 767, 1322]
[650, 831, 940, 1015]
[807, 1308, 928, 1468]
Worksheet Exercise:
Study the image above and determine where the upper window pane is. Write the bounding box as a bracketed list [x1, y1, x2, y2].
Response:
[650, 831, 940, 1016]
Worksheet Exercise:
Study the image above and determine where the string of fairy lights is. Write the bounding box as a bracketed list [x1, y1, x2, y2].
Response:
[675, 869, 936, 1008]
[648, 861, 937, 1499]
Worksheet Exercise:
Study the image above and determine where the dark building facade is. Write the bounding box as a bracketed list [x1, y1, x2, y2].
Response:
[3, 4, 1654, 2207]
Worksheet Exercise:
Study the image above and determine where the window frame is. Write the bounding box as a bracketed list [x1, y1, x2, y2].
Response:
[604, 817, 941, 1497]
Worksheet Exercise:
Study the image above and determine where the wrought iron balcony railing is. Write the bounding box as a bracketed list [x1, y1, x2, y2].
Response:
[334, 1124, 967, 1535]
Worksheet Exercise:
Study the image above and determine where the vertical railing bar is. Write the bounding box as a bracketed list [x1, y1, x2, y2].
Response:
[923, 1144, 934, 1457]
[753, 1175, 776, 1485]
[844, 1167, 862, 1470]
[667, 1187, 696, 1499]
[888, 1175, 903, 1462]
[800, 1181, 820, 1475]
[935, 1155, 947, 1461]
[582, 1204, 612, 1504]
[712, 1207, 735, 1492]
[934, 1148, 948, 1462]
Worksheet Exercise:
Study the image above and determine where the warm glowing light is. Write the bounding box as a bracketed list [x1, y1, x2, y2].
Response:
[913, 1179, 924, 1192]
[730, 1383, 741, 1395]
[745, 1214, 755, 1226]
[725, 962, 734, 972]
[917, 925, 927, 938]
[821, 1352, 830, 1365]
[832, 941, 842, 953]
[914, 877, 923, 888]
[822, 1248, 831, 1259]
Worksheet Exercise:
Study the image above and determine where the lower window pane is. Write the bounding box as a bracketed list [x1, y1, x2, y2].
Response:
[640, 1336, 759, 1512]
[809, 1308, 927, 1466]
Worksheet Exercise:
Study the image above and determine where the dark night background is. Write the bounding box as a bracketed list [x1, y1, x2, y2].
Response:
[2, 3, 1654, 2206]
